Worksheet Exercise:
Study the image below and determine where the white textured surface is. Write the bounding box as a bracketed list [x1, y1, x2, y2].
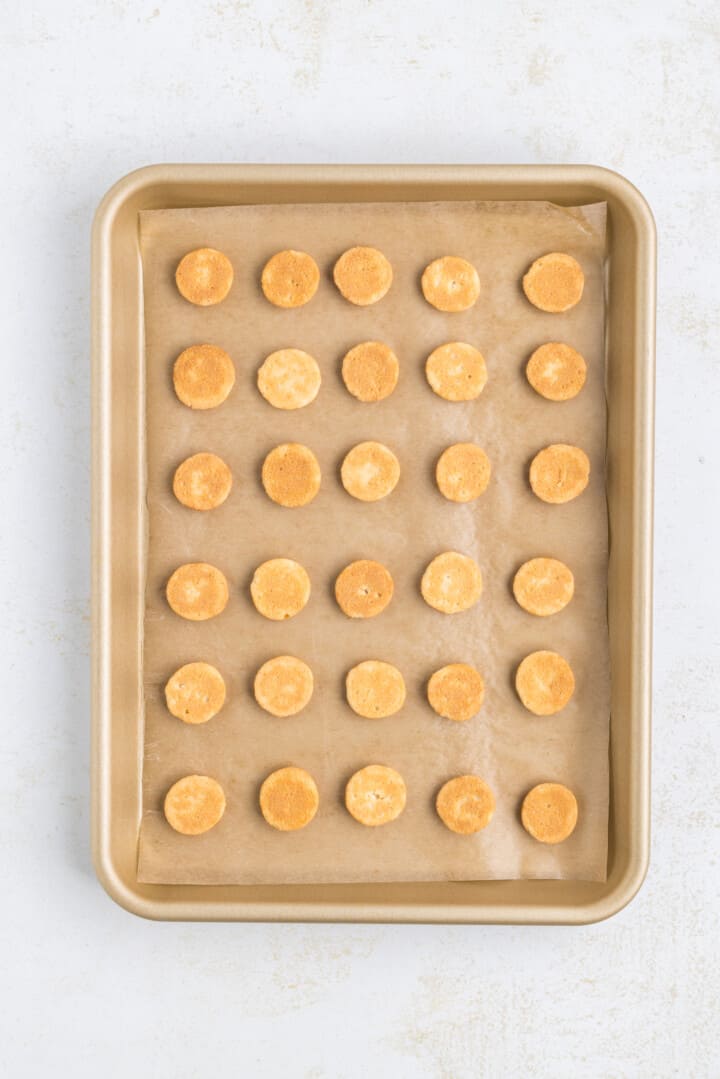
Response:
[2, 1, 718, 1075]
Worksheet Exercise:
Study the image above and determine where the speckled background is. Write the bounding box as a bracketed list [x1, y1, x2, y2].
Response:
[3, 1, 718, 1076]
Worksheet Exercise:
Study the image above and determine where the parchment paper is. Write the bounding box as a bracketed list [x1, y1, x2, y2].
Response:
[137, 198, 609, 885]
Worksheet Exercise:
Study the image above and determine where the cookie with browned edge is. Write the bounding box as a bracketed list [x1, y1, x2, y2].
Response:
[515, 650, 575, 715]
[261, 250, 319, 308]
[521, 782, 578, 843]
[522, 253, 584, 313]
[260, 766, 319, 830]
[173, 344, 235, 410]
[335, 560, 394, 618]
[251, 558, 311, 621]
[421, 552, 482, 614]
[165, 662, 226, 724]
[345, 765, 406, 826]
[421, 256, 480, 312]
[333, 246, 393, 305]
[436, 776, 495, 834]
[164, 775, 226, 835]
[166, 562, 229, 621]
[254, 656, 314, 717]
[175, 248, 233, 306]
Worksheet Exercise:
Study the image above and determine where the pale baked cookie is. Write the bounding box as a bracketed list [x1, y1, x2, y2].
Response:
[513, 557, 574, 617]
[164, 662, 226, 725]
[345, 765, 406, 826]
[341, 441, 400, 502]
[175, 248, 233, 306]
[173, 344, 235, 410]
[164, 775, 226, 835]
[341, 341, 399, 402]
[173, 452, 233, 511]
[515, 650, 575, 715]
[250, 558, 311, 621]
[421, 552, 482, 614]
[261, 250, 319, 308]
[333, 246, 393, 305]
[526, 342, 587, 401]
[523, 252, 584, 313]
[335, 560, 394, 619]
[261, 443, 321, 508]
[521, 782, 578, 844]
[346, 660, 406, 719]
[425, 342, 487, 401]
[436, 776, 495, 834]
[166, 562, 229, 621]
[254, 655, 314, 717]
[529, 444, 590, 504]
[421, 256, 480, 312]
[259, 766, 319, 831]
[427, 663, 485, 722]
[436, 443, 491, 503]
[257, 349, 321, 410]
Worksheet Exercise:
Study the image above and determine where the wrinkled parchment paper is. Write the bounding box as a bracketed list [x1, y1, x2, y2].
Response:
[137, 198, 609, 884]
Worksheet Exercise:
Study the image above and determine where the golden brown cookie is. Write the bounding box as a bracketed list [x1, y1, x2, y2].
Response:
[345, 765, 406, 826]
[164, 662, 226, 725]
[173, 452, 233, 511]
[522, 252, 584, 313]
[260, 249, 320, 308]
[421, 257, 480, 312]
[166, 562, 229, 621]
[436, 443, 491, 503]
[173, 344, 236, 410]
[515, 650, 575, 715]
[425, 341, 488, 401]
[259, 766, 319, 831]
[427, 663, 485, 723]
[250, 558, 311, 621]
[254, 656, 314, 717]
[333, 246, 393, 306]
[341, 442, 400, 502]
[346, 661, 406, 719]
[529, 444, 590, 504]
[335, 560, 394, 619]
[436, 776, 495, 834]
[164, 775, 226, 835]
[175, 248, 234, 306]
[341, 341, 399, 402]
[421, 552, 483, 614]
[261, 443, 321, 508]
[257, 349, 321, 410]
[521, 782, 578, 844]
[526, 342, 587, 401]
[513, 557, 574, 617]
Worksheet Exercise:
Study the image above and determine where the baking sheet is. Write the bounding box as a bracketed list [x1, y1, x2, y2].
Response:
[137, 198, 609, 885]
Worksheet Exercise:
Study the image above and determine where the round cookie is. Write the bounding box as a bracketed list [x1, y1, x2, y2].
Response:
[526, 342, 587, 401]
[341, 441, 400, 502]
[259, 766, 319, 831]
[529, 444, 590, 504]
[515, 650, 575, 716]
[425, 342, 488, 401]
[333, 246, 393, 306]
[521, 782, 578, 844]
[346, 661, 406, 719]
[173, 344, 235, 410]
[522, 252, 584, 313]
[164, 662, 226, 725]
[513, 557, 574, 617]
[261, 443, 321, 508]
[166, 562, 229, 621]
[345, 765, 406, 826]
[436, 443, 491, 503]
[164, 775, 226, 835]
[257, 349, 321, 410]
[436, 776, 495, 834]
[261, 249, 319, 308]
[254, 655, 314, 717]
[251, 558, 311, 621]
[421, 256, 480, 312]
[341, 341, 399, 402]
[421, 552, 483, 614]
[175, 248, 233, 306]
[335, 560, 394, 619]
[427, 663, 485, 723]
[173, 452, 233, 511]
